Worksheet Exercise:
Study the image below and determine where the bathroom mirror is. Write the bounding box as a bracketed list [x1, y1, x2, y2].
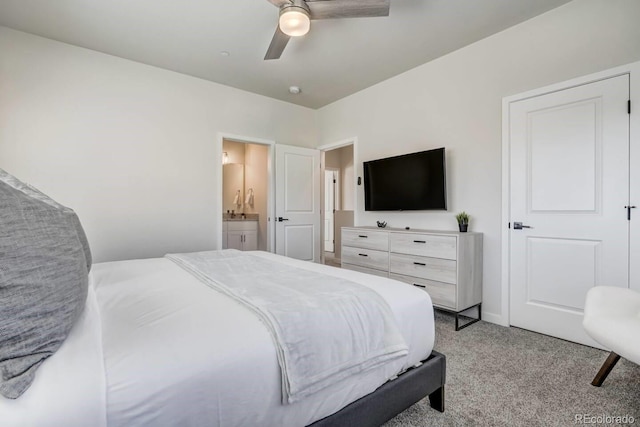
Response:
[223, 163, 244, 214]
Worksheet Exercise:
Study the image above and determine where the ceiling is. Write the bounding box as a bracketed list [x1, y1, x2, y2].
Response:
[0, 0, 572, 109]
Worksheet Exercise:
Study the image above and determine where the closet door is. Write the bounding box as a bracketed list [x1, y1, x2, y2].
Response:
[509, 74, 630, 347]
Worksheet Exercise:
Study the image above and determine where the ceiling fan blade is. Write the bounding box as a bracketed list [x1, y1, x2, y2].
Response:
[264, 26, 291, 60]
[266, 0, 292, 7]
[306, 0, 390, 20]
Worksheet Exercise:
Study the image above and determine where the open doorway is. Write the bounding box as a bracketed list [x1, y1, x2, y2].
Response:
[220, 137, 272, 252]
[324, 168, 339, 253]
[321, 143, 355, 267]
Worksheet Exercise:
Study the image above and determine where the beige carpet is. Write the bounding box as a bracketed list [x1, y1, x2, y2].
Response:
[385, 311, 640, 426]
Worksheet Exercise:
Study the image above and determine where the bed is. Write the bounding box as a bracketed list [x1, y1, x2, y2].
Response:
[0, 170, 445, 427]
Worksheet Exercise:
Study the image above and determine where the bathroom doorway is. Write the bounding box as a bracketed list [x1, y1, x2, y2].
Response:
[220, 136, 273, 252]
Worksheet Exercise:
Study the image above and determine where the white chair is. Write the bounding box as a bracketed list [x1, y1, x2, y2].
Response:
[583, 286, 640, 386]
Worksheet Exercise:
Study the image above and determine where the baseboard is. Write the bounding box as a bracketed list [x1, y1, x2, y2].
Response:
[481, 311, 508, 327]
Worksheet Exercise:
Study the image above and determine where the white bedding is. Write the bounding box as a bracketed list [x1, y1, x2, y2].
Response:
[0, 250, 434, 427]
[167, 250, 409, 404]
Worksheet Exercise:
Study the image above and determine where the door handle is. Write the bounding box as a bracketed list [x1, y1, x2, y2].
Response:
[277, 217, 290, 222]
[358, 253, 368, 257]
[513, 222, 533, 230]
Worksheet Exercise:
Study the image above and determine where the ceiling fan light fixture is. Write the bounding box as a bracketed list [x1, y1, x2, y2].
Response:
[279, 6, 310, 37]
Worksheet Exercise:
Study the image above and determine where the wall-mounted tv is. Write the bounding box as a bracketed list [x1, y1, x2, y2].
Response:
[364, 148, 447, 211]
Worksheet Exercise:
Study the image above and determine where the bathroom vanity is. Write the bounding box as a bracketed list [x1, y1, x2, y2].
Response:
[223, 216, 258, 251]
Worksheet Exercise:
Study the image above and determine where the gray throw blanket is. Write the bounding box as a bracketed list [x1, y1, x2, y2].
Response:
[166, 250, 408, 403]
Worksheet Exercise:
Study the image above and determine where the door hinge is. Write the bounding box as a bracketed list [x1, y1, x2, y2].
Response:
[629, 100, 631, 115]
[625, 205, 636, 220]
[333, 179, 336, 183]
[508, 222, 511, 229]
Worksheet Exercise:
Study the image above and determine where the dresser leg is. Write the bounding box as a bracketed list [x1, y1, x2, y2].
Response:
[455, 303, 481, 331]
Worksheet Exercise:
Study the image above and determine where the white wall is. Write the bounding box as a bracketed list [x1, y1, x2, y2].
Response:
[0, 26, 318, 263]
[317, 0, 640, 323]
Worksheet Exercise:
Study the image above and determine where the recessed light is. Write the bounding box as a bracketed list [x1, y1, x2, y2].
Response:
[220, 51, 230, 57]
[289, 86, 301, 95]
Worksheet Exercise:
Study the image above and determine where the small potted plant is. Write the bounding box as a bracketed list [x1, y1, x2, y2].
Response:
[456, 211, 469, 232]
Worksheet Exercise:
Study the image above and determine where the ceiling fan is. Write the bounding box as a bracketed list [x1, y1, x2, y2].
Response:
[264, 0, 391, 60]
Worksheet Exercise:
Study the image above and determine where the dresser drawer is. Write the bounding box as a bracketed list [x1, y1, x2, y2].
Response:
[390, 274, 456, 309]
[342, 229, 389, 251]
[342, 246, 389, 270]
[390, 233, 457, 260]
[389, 253, 456, 284]
[343, 263, 389, 278]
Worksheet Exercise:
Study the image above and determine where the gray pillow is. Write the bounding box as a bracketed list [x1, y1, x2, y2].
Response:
[0, 169, 91, 399]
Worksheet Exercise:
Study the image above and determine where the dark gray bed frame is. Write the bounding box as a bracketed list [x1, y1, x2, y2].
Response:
[309, 351, 446, 427]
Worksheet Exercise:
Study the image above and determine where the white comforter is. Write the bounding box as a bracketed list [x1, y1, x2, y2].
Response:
[0, 251, 434, 427]
[167, 250, 409, 404]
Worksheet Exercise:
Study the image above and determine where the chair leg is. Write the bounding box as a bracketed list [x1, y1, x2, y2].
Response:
[591, 351, 621, 387]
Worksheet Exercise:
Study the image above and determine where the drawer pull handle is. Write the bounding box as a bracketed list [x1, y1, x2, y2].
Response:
[413, 240, 426, 244]
[413, 283, 426, 288]
[413, 262, 426, 266]
[358, 253, 368, 257]
[358, 235, 368, 238]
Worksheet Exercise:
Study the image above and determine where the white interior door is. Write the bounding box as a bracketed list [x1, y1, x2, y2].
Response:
[324, 170, 336, 253]
[509, 75, 630, 347]
[275, 144, 321, 262]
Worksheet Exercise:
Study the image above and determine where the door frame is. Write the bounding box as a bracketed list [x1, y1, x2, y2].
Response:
[318, 137, 358, 262]
[215, 133, 276, 253]
[500, 61, 640, 328]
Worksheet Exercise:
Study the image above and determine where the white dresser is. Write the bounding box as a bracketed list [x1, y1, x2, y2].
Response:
[342, 226, 483, 330]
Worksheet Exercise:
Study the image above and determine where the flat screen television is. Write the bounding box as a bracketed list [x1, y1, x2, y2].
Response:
[364, 148, 447, 211]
